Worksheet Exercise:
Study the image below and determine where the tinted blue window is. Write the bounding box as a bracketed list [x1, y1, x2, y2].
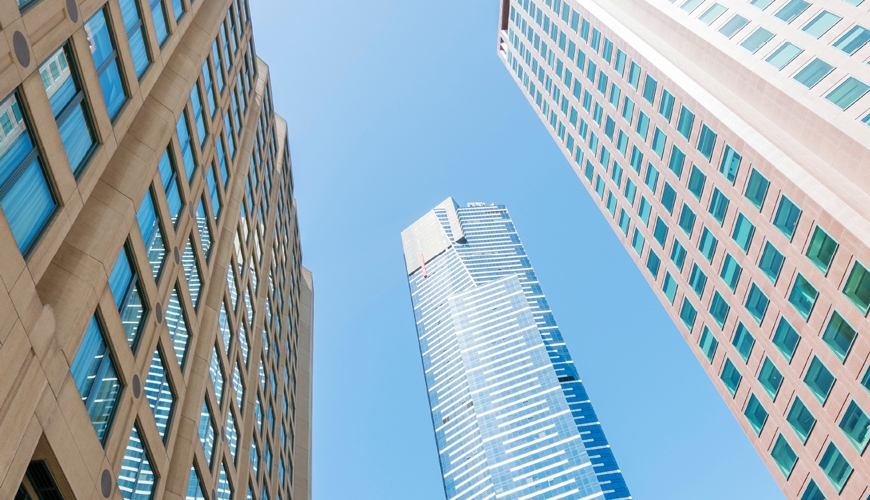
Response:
[71, 315, 122, 444]
[150, 0, 169, 45]
[86, 9, 128, 119]
[109, 245, 149, 348]
[118, 0, 150, 77]
[157, 148, 183, 224]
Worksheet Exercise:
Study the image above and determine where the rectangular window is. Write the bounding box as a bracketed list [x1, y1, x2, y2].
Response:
[652, 128, 666, 158]
[86, 8, 129, 120]
[720, 358, 741, 396]
[719, 145, 741, 184]
[775, 0, 810, 23]
[659, 90, 675, 121]
[0, 92, 57, 255]
[636, 111, 650, 140]
[766, 42, 803, 70]
[618, 209, 631, 235]
[741, 27, 774, 53]
[630, 146, 643, 172]
[677, 106, 694, 140]
[732, 213, 755, 252]
[624, 179, 637, 205]
[157, 148, 183, 225]
[773, 317, 800, 363]
[190, 83, 208, 147]
[834, 25, 870, 55]
[744, 394, 768, 435]
[615, 49, 626, 75]
[136, 189, 167, 279]
[668, 145, 685, 178]
[699, 3, 727, 24]
[182, 237, 202, 308]
[771, 435, 798, 478]
[744, 169, 769, 209]
[818, 443, 852, 493]
[759, 242, 784, 283]
[699, 227, 717, 262]
[699, 326, 718, 361]
[806, 226, 838, 274]
[689, 263, 707, 297]
[719, 14, 749, 37]
[839, 400, 870, 452]
[804, 356, 835, 403]
[680, 297, 697, 329]
[646, 250, 661, 278]
[671, 239, 687, 271]
[622, 96, 635, 125]
[663, 272, 678, 303]
[643, 74, 657, 104]
[843, 261, 870, 314]
[653, 217, 669, 247]
[822, 311, 856, 362]
[628, 62, 641, 89]
[71, 315, 122, 444]
[710, 291, 730, 328]
[787, 397, 816, 443]
[759, 357, 783, 399]
[794, 58, 834, 89]
[826, 77, 870, 110]
[679, 204, 696, 237]
[681, 0, 705, 12]
[118, 0, 151, 78]
[631, 228, 645, 255]
[802, 11, 841, 38]
[717, 255, 740, 293]
[696, 124, 716, 161]
[708, 188, 729, 225]
[773, 196, 801, 240]
[109, 245, 148, 348]
[644, 164, 659, 193]
[789, 273, 818, 320]
[171, 0, 184, 21]
[149, 0, 169, 45]
[745, 283, 769, 323]
[687, 165, 705, 200]
[40, 45, 97, 175]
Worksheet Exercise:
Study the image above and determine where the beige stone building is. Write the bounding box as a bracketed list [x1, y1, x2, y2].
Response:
[0, 0, 312, 499]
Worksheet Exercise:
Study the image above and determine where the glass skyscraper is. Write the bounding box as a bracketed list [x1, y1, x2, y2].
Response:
[402, 198, 631, 500]
[498, 0, 870, 497]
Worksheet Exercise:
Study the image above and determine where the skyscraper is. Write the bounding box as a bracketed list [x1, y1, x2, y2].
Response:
[498, 0, 870, 497]
[0, 1, 311, 500]
[402, 198, 631, 500]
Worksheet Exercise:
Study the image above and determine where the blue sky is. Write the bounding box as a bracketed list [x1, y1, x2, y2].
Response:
[249, 0, 784, 498]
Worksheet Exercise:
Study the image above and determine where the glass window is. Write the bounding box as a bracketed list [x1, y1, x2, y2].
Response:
[843, 261, 870, 314]
[181, 237, 202, 308]
[177, 112, 196, 180]
[744, 393, 768, 435]
[144, 347, 174, 442]
[744, 169, 769, 209]
[732, 322, 755, 361]
[680, 297, 697, 329]
[661, 183, 676, 214]
[190, 83, 208, 147]
[826, 77, 870, 110]
[687, 164, 705, 199]
[773, 196, 802, 240]
[679, 203, 696, 236]
[206, 163, 222, 220]
[630, 146, 644, 173]
[794, 58, 834, 88]
[646, 250, 661, 278]
[136, 189, 166, 280]
[39, 45, 97, 174]
[157, 148, 183, 225]
[775, 0, 811, 23]
[720, 253, 742, 291]
[210, 346, 225, 408]
[759, 242, 785, 282]
[0, 91, 56, 255]
[628, 62, 641, 89]
[198, 401, 216, 466]
[171, 0, 184, 20]
[671, 239, 687, 270]
[633, 227, 645, 255]
[699, 326, 718, 361]
[719, 145, 741, 183]
[643, 74, 657, 104]
[721, 357, 742, 395]
[745, 283, 769, 324]
[699, 3, 727, 24]
[689, 263, 707, 297]
[719, 14, 749, 38]
[217, 463, 232, 500]
[787, 397, 816, 443]
[195, 197, 211, 260]
[117, 424, 155, 499]
[109, 245, 148, 348]
[663, 272, 678, 303]
[150, 0, 169, 45]
[803, 11, 841, 38]
[822, 311, 856, 362]
[771, 434, 798, 477]
[833, 25, 870, 55]
[805, 226, 838, 274]
[759, 357, 784, 399]
[227, 409, 239, 463]
[697, 124, 716, 160]
[819, 443, 852, 493]
[751, 0, 775, 8]
[708, 188, 729, 224]
[70, 315, 122, 444]
[636, 111, 650, 140]
[677, 107, 695, 141]
[669, 145, 686, 177]
[840, 400, 870, 452]
[644, 164, 659, 193]
[622, 96, 635, 125]
[165, 286, 190, 367]
[699, 227, 718, 262]
[732, 213, 755, 252]
[710, 291, 730, 327]
[773, 317, 800, 362]
[85, 9, 128, 120]
[801, 481, 825, 500]
[659, 90, 675, 121]
[741, 27, 774, 53]
[804, 356, 835, 403]
[652, 128, 667, 158]
[118, 0, 151, 78]
[681, 0, 705, 12]
[789, 273, 818, 320]
[653, 217, 669, 247]
[766, 42, 803, 70]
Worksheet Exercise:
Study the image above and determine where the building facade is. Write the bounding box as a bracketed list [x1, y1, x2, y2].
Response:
[402, 198, 631, 500]
[497, 0, 870, 498]
[0, 0, 312, 499]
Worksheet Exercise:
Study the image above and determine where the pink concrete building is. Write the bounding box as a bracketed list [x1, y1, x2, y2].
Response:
[498, 0, 870, 497]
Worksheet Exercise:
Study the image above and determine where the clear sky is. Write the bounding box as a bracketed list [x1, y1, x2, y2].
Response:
[249, 0, 785, 498]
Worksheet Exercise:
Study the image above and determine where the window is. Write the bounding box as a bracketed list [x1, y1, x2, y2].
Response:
[719, 14, 749, 38]
[118, 0, 151, 78]
[721, 358, 741, 396]
[840, 400, 870, 452]
[679, 204, 696, 236]
[741, 28, 774, 53]
[622, 96, 635, 124]
[720, 254, 742, 291]
[632, 228, 645, 255]
[699, 326, 718, 361]
[801, 481, 825, 500]
[636, 111, 650, 140]
[766, 42, 803, 70]
[843, 261, 870, 314]
[789, 273, 818, 320]
[659, 90, 675, 121]
[787, 397, 816, 443]
[157, 148, 184, 225]
[136, 190, 167, 280]
[177, 112, 197, 180]
[833, 25, 870, 55]
[759, 242, 784, 283]
[773, 196, 801, 240]
[181, 237, 202, 308]
[751, 0, 775, 8]
[70, 315, 122, 444]
[653, 217, 669, 247]
[759, 357, 783, 399]
[771, 435, 798, 478]
[699, 227, 717, 262]
[819, 443, 852, 493]
[652, 128, 666, 158]
[687, 165, 705, 199]
[199, 401, 216, 466]
[668, 145, 686, 177]
[639, 197, 651, 225]
[822, 311, 856, 362]
[227, 410, 239, 463]
[232, 360, 244, 409]
[206, 163, 222, 220]
[805, 226, 838, 274]
[165, 287, 190, 367]
[744, 394, 768, 435]
[688, 264, 707, 297]
[680, 297, 697, 329]
[171, 0, 184, 20]
[643, 74, 657, 104]
[628, 62, 641, 88]
[745, 284, 769, 324]
[699, 3, 727, 24]
[117, 424, 156, 500]
[681, 0, 705, 13]
[775, 0, 810, 23]
[109, 245, 148, 348]
[804, 356, 835, 403]
[190, 83, 208, 147]
[708, 188, 729, 224]
[671, 240, 687, 271]
[719, 145, 741, 183]
[803, 11, 840, 38]
[732, 322, 755, 361]
[86, 8, 128, 120]
[826, 77, 870, 110]
[624, 179, 637, 205]
[217, 463, 232, 500]
[710, 291, 730, 327]
[663, 272, 678, 303]
[150, 0, 169, 45]
[0, 91, 56, 254]
[661, 184, 676, 213]
[773, 317, 800, 362]
[732, 214, 754, 252]
[210, 346, 225, 407]
[744, 169, 769, 209]
[794, 58, 834, 88]
[646, 251, 661, 278]
[145, 348, 174, 441]
[40, 45, 97, 174]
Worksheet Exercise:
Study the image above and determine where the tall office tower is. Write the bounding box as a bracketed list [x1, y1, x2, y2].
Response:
[0, 1, 312, 500]
[402, 198, 631, 500]
[498, 0, 870, 497]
